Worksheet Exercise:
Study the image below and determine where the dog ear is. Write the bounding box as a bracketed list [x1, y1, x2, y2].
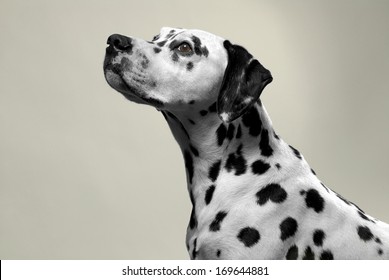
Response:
[217, 40, 273, 123]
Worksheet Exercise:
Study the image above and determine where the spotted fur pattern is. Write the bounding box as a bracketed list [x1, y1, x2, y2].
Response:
[104, 27, 389, 259]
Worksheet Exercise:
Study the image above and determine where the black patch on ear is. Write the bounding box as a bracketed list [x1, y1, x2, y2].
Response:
[217, 40, 273, 123]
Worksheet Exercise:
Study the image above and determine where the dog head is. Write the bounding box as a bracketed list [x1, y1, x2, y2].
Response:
[103, 27, 272, 122]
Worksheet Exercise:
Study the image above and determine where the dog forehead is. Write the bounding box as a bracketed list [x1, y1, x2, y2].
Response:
[159, 27, 225, 44]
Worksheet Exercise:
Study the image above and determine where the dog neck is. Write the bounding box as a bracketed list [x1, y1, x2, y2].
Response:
[161, 100, 290, 224]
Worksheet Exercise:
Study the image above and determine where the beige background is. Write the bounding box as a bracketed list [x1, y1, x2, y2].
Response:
[0, 0, 388, 259]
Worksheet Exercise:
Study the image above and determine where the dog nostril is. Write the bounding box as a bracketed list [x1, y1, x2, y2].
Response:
[107, 34, 133, 51]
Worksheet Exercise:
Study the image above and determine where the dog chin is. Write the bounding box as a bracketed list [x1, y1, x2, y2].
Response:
[104, 70, 145, 104]
[104, 69, 164, 107]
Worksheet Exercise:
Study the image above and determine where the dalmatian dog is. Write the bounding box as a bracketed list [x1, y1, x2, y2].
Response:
[103, 27, 389, 259]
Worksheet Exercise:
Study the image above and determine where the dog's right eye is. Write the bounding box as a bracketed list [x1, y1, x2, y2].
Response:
[176, 43, 193, 54]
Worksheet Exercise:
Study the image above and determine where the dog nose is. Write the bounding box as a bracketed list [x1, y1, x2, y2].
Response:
[107, 34, 133, 51]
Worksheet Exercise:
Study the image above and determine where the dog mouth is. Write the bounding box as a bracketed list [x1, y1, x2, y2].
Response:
[104, 56, 163, 108]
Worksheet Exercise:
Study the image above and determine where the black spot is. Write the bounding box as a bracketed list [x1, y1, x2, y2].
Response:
[358, 211, 375, 223]
[357, 225, 374, 242]
[189, 191, 197, 229]
[311, 168, 316, 175]
[237, 227, 260, 247]
[320, 250, 334, 260]
[259, 129, 273, 157]
[289, 145, 302, 159]
[313, 229, 325, 247]
[225, 145, 247, 176]
[187, 62, 194, 71]
[305, 189, 325, 213]
[336, 192, 351, 205]
[241, 106, 262, 136]
[167, 29, 175, 38]
[188, 119, 195, 125]
[375, 237, 382, 244]
[153, 47, 161, 54]
[251, 159, 270, 175]
[274, 131, 280, 140]
[236, 124, 242, 139]
[208, 102, 217, 113]
[184, 150, 194, 184]
[303, 246, 315, 260]
[350, 201, 366, 214]
[320, 182, 330, 193]
[168, 39, 178, 50]
[286, 245, 299, 260]
[152, 34, 160, 41]
[165, 111, 190, 139]
[378, 249, 383, 255]
[216, 123, 227, 146]
[227, 124, 235, 140]
[256, 183, 287, 206]
[192, 238, 197, 259]
[157, 40, 167, 47]
[216, 250, 221, 258]
[280, 217, 298, 241]
[201, 46, 209, 57]
[209, 160, 221, 182]
[192, 35, 206, 56]
[189, 145, 199, 157]
[172, 52, 179, 62]
[205, 185, 216, 205]
[200, 110, 208, 116]
[275, 163, 281, 169]
[209, 211, 228, 232]
[189, 100, 195, 105]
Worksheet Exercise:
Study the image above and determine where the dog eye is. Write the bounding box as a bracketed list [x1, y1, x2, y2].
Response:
[176, 43, 193, 54]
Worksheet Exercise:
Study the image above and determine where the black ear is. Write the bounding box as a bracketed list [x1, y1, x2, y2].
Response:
[217, 40, 273, 123]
